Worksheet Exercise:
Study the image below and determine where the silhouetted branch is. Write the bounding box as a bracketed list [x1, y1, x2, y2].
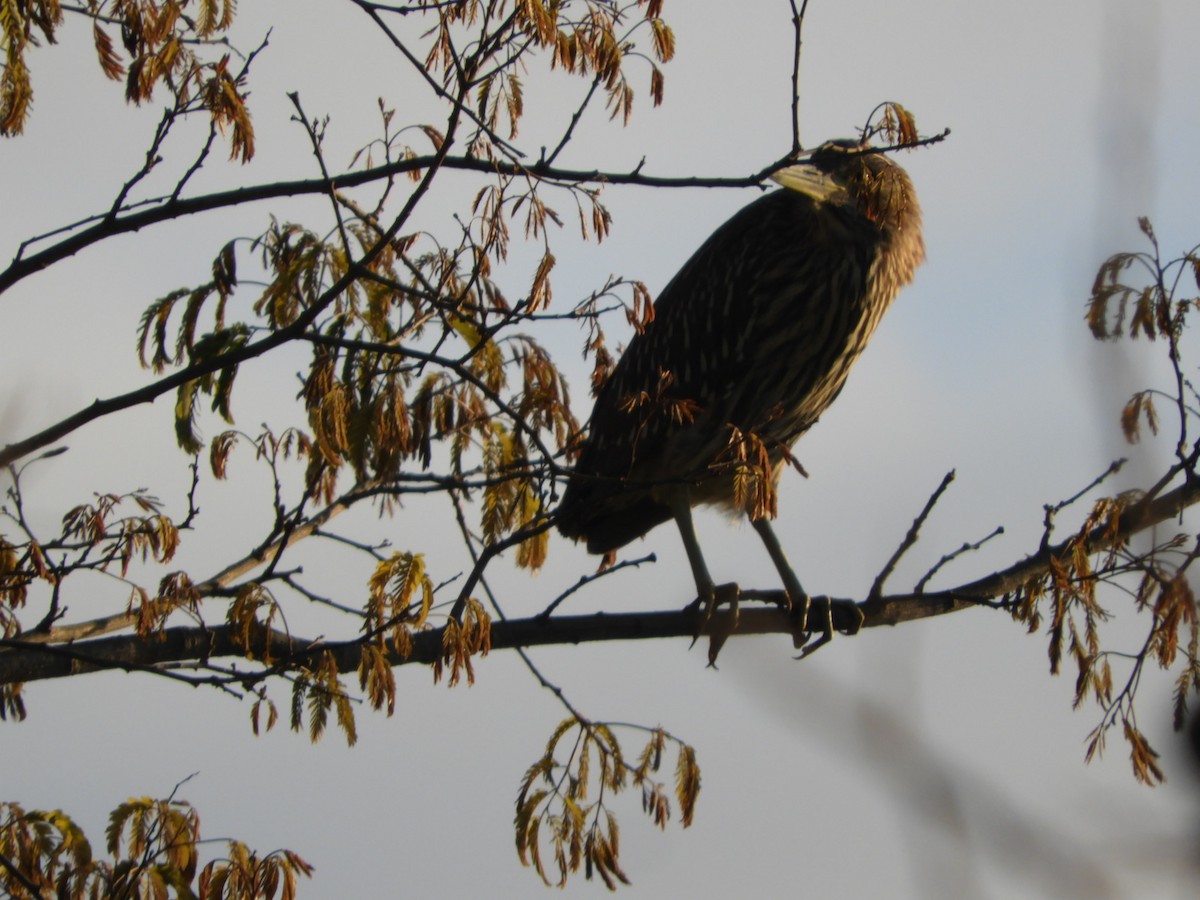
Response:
[788, 0, 811, 153]
[915, 525, 1004, 594]
[6, 470, 1198, 686]
[0, 156, 777, 299]
[868, 469, 955, 603]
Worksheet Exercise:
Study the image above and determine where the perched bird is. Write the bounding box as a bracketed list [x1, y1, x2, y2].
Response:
[557, 140, 924, 646]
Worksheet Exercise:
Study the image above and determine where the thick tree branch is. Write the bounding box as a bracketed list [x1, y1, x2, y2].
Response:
[5, 472, 1197, 686]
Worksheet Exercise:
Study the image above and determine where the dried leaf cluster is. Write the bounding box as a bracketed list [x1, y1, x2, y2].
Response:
[0, 796, 312, 899]
[1005, 222, 1200, 782]
[3, 1, 250, 160]
[515, 718, 698, 889]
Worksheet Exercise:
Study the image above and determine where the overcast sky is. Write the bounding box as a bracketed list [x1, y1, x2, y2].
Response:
[4, 1, 1200, 897]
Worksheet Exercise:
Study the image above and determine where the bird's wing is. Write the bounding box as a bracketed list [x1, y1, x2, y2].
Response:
[584, 189, 876, 466]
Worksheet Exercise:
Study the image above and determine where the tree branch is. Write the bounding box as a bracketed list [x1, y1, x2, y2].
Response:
[0, 155, 775, 299]
[6, 471, 1198, 686]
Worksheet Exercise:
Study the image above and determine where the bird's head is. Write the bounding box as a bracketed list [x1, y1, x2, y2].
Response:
[770, 140, 920, 237]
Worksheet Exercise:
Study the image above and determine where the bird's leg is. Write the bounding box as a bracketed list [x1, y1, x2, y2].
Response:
[669, 490, 716, 612]
[750, 516, 864, 657]
[750, 515, 809, 617]
[749, 516, 829, 656]
[670, 492, 741, 659]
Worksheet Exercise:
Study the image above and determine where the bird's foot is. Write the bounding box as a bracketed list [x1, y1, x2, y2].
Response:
[685, 582, 741, 621]
[789, 596, 864, 659]
[687, 582, 741, 663]
[835, 599, 866, 636]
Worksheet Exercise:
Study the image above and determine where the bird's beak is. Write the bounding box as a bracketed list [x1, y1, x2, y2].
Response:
[769, 163, 842, 203]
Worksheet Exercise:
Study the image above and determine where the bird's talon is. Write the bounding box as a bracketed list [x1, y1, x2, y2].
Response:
[691, 583, 740, 650]
[786, 593, 811, 640]
[788, 594, 837, 657]
[838, 602, 865, 636]
[688, 585, 716, 647]
[707, 586, 740, 665]
[794, 631, 832, 660]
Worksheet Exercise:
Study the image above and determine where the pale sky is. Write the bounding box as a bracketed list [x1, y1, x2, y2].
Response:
[4, 1, 1200, 897]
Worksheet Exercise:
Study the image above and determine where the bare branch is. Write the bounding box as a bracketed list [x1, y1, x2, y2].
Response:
[788, 0, 811, 153]
[868, 470, 955, 604]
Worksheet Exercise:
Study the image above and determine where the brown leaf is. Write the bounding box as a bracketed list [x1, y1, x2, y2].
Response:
[420, 125, 445, 151]
[94, 23, 125, 79]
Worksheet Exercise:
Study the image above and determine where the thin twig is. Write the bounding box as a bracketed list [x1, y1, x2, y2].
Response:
[1039, 458, 1127, 553]
[788, 0, 811, 153]
[915, 525, 1004, 594]
[289, 92, 353, 257]
[539, 554, 657, 618]
[545, 74, 603, 166]
[1049, 458, 1127, 516]
[447, 493, 598, 735]
[868, 470, 956, 605]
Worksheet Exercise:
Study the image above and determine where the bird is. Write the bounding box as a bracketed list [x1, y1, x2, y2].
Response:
[556, 139, 924, 649]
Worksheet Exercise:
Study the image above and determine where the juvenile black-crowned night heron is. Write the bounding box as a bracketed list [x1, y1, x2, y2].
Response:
[557, 140, 924, 648]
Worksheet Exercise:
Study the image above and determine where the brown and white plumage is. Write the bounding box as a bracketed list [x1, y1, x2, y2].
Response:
[557, 140, 924, 633]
